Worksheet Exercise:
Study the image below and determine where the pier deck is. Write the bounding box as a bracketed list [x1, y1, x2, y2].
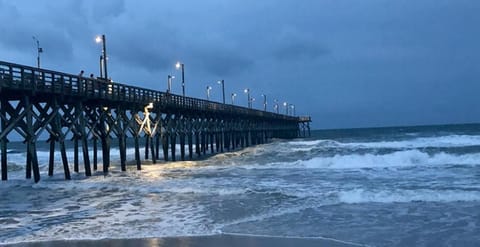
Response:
[0, 60, 311, 182]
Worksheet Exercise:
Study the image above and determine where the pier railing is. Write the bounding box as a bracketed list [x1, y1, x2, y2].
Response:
[0, 60, 299, 121]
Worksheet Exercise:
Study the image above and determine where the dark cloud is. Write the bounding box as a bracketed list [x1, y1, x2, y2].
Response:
[273, 40, 330, 61]
[199, 50, 253, 77]
[89, 0, 126, 23]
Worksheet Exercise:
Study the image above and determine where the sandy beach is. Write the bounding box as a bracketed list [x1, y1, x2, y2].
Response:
[4, 234, 364, 247]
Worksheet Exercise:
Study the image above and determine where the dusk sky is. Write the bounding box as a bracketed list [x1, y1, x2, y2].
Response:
[1, 0, 479, 129]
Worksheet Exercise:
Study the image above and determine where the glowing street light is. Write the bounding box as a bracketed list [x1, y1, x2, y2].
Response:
[290, 104, 296, 116]
[175, 61, 185, 96]
[217, 80, 225, 104]
[283, 102, 288, 115]
[244, 88, 251, 108]
[231, 93, 237, 105]
[206, 86, 212, 100]
[95, 34, 108, 80]
[32, 36, 43, 68]
[167, 75, 175, 93]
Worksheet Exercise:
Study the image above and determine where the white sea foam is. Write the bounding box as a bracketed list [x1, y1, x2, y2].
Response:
[338, 188, 480, 203]
[239, 149, 480, 170]
[288, 135, 480, 150]
[342, 135, 480, 149]
[300, 150, 480, 169]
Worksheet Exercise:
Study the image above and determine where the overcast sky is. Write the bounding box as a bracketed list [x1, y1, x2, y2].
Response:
[1, 0, 479, 129]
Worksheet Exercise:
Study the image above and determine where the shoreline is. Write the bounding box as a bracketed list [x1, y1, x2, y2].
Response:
[3, 234, 365, 247]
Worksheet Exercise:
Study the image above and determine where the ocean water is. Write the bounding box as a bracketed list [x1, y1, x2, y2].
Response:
[1, 124, 480, 246]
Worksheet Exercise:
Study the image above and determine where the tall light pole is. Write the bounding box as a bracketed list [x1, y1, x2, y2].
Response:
[99, 55, 104, 78]
[283, 102, 288, 115]
[175, 62, 185, 97]
[261, 94, 267, 111]
[95, 34, 108, 80]
[274, 99, 279, 113]
[32, 36, 43, 68]
[290, 104, 296, 116]
[217, 80, 225, 104]
[244, 88, 250, 108]
[231, 93, 237, 105]
[167, 75, 175, 93]
[206, 86, 212, 100]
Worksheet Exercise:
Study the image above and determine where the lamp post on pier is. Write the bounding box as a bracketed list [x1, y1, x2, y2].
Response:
[290, 104, 296, 116]
[167, 75, 175, 93]
[32, 36, 43, 68]
[206, 86, 212, 100]
[231, 93, 237, 105]
[244, 88, 251, 108]
[261, 94, 267, 111]
[217, 80, 225, 104]
[274, 99, 279, 113]
[175, 62, 185, 97]
[95, 34, 108, 80]
[283, 102, 288, 115]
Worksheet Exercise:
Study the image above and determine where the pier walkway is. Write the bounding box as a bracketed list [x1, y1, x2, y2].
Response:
[0, 60, 311, 182]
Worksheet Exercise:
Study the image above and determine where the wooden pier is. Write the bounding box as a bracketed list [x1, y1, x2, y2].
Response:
[0, 60, 311, 182]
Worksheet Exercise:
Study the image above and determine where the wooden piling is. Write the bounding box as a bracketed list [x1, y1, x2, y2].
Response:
[145, 135, 149, 160]
[101, 135, 110, 174]
[74, 136, 79, 173]
[150, 134, 156, 164]
[162, 133, 169, 161]
[93, 137, 98, 171]
[170, 133, 176, 161]
[48, 136, 55, 176]
[180, 132, 186, 161]
[60, 139, 71, 180]
[188, 132, 193, 159]
[0, 98, 7, 181]
[195, 131, 200, 156]
[134, 135, 141, 170]
[1, 138, 7, 180]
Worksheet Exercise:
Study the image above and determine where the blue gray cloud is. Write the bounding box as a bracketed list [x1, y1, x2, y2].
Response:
[1, 0, 480, 129]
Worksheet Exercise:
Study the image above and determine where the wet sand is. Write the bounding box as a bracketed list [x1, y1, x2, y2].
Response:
[4, 234, 365, 247]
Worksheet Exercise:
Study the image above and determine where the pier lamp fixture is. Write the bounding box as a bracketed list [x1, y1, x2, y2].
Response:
[283, 102, 288, 115]
[206, 86, 212, 100]
[95, 34, 108, 80]
[167, 75, 175, 93]
[290, 104, 295, 116]
[274, 99, 279, 114]
[261, 94, 267, 111]
[251, 97, 256, 108]
[244, 88, 251, 108]
[175, 61, 185, 97]
[231, 93, 237, 105]
[217, 80, 225, 104]
[32, 36, 43, 68]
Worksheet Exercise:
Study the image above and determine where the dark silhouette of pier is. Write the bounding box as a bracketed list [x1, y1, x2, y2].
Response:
[0, 60, 311, 182]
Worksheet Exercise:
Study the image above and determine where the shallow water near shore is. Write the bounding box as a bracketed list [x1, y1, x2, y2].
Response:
[1, 124, 480, 246]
